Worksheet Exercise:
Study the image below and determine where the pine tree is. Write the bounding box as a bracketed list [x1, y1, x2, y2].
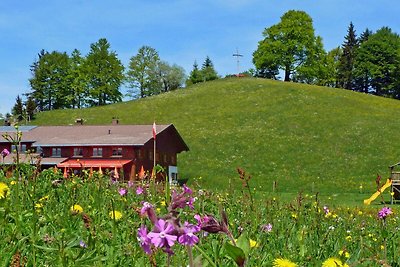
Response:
[186, 61, 202, 85]
[12, 95, 24, 122]
[201, 56, 218, 82]
[25, 96, 36, 121]
[337, 22, 358, 90]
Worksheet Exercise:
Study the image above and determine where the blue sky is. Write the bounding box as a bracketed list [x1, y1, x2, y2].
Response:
[0, 0, 398, 115]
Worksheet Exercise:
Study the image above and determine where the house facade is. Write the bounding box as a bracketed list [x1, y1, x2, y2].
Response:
[0, 124, 189, 181]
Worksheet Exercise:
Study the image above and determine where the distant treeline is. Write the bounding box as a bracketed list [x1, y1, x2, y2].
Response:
[253, 10, 400, 98]
[9, 38, 219, 122]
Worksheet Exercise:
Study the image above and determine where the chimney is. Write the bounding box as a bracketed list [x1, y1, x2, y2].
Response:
[112, 117, 119, 125]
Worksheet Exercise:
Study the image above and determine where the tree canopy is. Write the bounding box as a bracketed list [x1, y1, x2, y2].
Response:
[253, 10, 325, 82]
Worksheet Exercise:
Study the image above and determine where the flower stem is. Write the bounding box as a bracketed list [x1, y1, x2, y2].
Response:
[193, 244, 217, 267]
[187, 245, 194, 267]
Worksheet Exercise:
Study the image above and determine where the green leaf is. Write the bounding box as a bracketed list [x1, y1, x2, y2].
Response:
[223, 241, 246, 267]
[236, 233, 250, 258]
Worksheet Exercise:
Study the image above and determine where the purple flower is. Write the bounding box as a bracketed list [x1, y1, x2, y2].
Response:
[261, 223, 273, 232]
[1, 148, 10, 158]
[118, 188, 127, 196]
[186, 197, 195, 209]
[137, 225, 152, 254]
[183, 184, 193, 195]
[140, 201, 157, 224]
[178, 222, 200, 246]
[127, 180, 134, 188]
[136, 186, 144, 195]
[148, 219, 177, 248]
[79, 240, 87, 248]
[378, 206, 392, 219]
[141, 202, 153, 215]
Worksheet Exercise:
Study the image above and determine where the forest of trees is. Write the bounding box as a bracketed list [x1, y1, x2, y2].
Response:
[253, 10, 400, 98]
[10, 9, 400, 122]
[11, 38, 219, 122]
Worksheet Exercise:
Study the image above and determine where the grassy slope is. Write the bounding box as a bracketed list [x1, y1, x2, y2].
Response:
[31, 77, 400, 198]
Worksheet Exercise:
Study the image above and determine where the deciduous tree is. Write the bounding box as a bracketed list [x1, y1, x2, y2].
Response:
[126, 46, 161, 98]
[253, 10, 324, 82]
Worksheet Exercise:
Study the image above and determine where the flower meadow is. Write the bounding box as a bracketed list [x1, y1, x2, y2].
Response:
[0, 164, 400, 266]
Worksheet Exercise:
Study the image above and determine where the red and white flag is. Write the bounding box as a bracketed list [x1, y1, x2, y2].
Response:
[152, 122, 157, 140]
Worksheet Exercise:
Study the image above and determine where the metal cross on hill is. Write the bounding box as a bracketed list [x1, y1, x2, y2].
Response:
[232, 48, 243, 77]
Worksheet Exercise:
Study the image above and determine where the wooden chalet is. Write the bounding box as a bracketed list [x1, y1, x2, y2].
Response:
[0, 124, 189, 181]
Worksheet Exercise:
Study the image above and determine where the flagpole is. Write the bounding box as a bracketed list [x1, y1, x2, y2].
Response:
[153, 122, 156, 179]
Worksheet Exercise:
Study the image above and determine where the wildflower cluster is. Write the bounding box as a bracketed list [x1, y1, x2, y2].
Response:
[138, 184, 200, 255]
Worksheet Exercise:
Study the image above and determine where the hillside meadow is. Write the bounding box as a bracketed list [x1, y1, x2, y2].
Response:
[30, 77, 400, 205]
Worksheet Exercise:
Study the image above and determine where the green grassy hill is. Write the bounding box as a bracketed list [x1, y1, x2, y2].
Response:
[31, 78, 400, 197]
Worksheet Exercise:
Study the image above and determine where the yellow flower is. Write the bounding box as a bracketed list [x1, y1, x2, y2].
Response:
[272, 258, 297, 267]
[10, 181, 16, 185]
[0, 182, 9, 199]
[291, 214, 297, 219]
[338, 250, 350, 259]
[156, 208, 161, 213]
[70, 204, 83, 214]
[358, 211, 363, 215]
[249, 239, 259, 248]
[39, 195, 49, 202]
[322, 257, 344, 267]
[35, 203, 43, 209]
[391, 191, 395, 196]
[109, 210, 123, 220]
[160, 201, 166, 206]
[381, 245, 385, 250]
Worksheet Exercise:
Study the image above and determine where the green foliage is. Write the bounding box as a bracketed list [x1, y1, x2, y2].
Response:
[126, 45, 161, 98]
[253, 10, 326, 82]
[30, 78, 400, 200]
[29, 50, 72, 110]
[12, 95, 24, 122]
[337, 22, 359, 90]
[0, 169, 399, 266]
[83, 38, 125, 105]
[354, 27, 400, 97]
[187, 57, 218, 85]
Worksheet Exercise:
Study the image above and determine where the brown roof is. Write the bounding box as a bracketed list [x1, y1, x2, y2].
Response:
[0, 124, 185, 146]
[27, 125, 171, 147]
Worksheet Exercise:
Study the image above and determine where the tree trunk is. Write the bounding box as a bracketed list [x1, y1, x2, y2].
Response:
[284, 66, 291, 82]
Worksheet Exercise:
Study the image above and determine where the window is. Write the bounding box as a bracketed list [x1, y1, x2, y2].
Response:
[92, 147, 103, 157]
[74, 147, 83, 157]
[11, 144, 27, 153]
[112, 147, 122, 156]
[52, 148, 62, 157]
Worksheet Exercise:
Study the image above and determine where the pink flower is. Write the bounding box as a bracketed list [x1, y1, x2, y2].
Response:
[137, 225, 152, 254]
[118, 188, 127, 196]
[1, 148, 10, 157]
[183, 184, 193, 195]
[148, 219, 177, 248]
[127, 180, 134, 188]
[136, 186, 144, 195]
[141, 202, 153, 215]
[178, 222, 200, 246]
[378, 206, 392, 219]
[261, 223, 273, 232]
